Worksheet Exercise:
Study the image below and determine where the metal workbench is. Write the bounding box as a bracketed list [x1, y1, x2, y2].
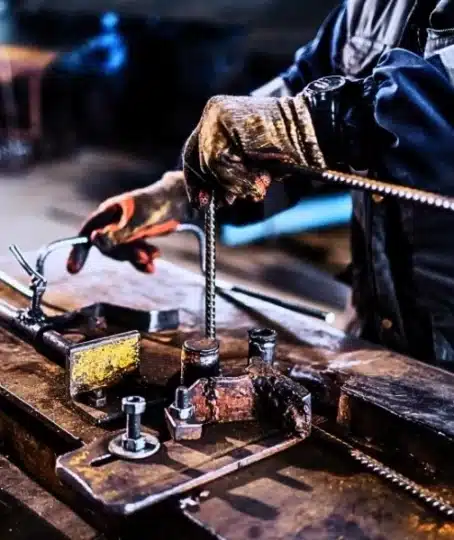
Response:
[0, 249, 454, 539]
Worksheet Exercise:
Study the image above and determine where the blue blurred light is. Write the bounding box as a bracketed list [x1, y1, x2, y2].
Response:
[221, 193, 352, 246]
[101, 12, 119, 30]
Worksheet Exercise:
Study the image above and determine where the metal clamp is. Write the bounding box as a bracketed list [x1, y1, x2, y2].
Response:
[9, 244, 47, 321]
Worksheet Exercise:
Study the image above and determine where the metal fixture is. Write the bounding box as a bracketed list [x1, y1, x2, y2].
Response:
[248, 328, 277, 365]
[166, 357, 312, 442]
[108, 396, 160, 460]
[181, 338, 220, 387]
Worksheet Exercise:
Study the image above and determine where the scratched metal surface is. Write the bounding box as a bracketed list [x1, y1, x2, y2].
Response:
[1, 249, 454, 446]
[0, 454, 98, 540]
[187, 439, 454, 540]
[1, 250, 454, 537]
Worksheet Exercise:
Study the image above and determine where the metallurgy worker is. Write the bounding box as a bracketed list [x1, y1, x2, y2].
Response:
[68, 1, 454, 368]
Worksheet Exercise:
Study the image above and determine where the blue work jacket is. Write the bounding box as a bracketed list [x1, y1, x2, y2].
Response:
[281, 0, 454, 366]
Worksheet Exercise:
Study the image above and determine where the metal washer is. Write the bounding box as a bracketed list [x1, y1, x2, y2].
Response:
[108, 433, 161, 460]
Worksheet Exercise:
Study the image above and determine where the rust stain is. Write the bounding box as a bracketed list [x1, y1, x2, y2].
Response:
[409, 515, 454, 538]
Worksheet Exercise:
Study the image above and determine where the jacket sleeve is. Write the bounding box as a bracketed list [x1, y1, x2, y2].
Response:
[366, 48, 454, 193]
[350, 48, 454, 339]
[281, 2, 347, 95]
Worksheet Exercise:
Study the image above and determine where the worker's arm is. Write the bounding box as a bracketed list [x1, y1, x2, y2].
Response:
[182, 48, 454, 206]
[67, 3, 348, 274]
[67, 171, 192, 274]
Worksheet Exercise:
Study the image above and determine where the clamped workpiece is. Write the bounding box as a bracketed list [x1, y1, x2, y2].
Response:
[165, 194, 312, 442]
[54, 198, 313, 518]
[0, 235, 191, 423]
[52, 168, 454, 521]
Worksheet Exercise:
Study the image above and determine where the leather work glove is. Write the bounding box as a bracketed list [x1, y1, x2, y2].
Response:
[67, 171, 191, 274]
[182, 94, 326, 208]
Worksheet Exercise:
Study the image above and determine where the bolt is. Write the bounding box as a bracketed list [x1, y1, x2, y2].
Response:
[175, 386, 190, 409]
[88, 388, 107, 408]
[122, 396, 146, 450]
[170, 386, 194, 421]
[248, 328, 277, 365]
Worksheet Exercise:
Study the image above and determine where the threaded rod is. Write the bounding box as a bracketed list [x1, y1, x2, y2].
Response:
[205, 194, 216, 339]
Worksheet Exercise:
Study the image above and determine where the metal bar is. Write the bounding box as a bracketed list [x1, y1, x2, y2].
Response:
[35, 236, 89, 276]
[205, 195, 216, 339]
[226, 285, 335, 324]
[307, 167, 454, 211]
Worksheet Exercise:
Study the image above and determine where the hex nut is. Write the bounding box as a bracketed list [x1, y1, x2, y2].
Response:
[164, 407, 203, 441]
[169, 402, 194, 421]
[109, 431, 161, 460]
[122, 396, 146, 415]
[122, 434, 146, 452]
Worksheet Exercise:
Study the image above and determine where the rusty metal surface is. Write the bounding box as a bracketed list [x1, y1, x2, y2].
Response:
[190, 375, 256, 424]
[0, 455, 98, 540]
[2, 249, 454, 535]
[186, 438, 454, 540]
[0, 325, 102, 445]
[56, 422, 301, 516]
[187, 360, 311, 433]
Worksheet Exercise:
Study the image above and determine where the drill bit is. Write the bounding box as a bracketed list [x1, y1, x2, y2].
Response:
[204, 193, 216, 339]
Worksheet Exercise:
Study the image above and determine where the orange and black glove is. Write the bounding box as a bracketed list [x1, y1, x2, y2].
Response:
[182, 94, 326, 208]
[67, 171, 191, 274]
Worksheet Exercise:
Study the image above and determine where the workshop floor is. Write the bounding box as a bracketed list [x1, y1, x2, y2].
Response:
[0, 149, 352, 327]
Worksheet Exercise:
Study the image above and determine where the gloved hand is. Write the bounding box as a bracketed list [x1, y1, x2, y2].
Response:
[182, 94, 326, 208]
[67, 170, 190, 274]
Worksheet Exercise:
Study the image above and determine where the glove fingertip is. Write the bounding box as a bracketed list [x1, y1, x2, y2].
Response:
[67, 245, 90, 274]
[145, 262, 156, 273]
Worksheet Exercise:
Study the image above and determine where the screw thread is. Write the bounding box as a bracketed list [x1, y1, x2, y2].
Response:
[175, 386, 190, 409]
[126, 413, 141, 440]
[205, 194, 216, 339]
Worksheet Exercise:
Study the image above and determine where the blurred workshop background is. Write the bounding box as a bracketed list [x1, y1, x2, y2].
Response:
[0, 0, 352, 326]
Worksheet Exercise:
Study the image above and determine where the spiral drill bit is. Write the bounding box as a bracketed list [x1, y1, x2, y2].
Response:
[204, 193, 216, 339]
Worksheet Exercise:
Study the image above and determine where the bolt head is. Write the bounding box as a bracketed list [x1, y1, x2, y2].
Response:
[122, 434, 146, 452]
[169, 402, 194, 421]
[122, 395, 146, 415]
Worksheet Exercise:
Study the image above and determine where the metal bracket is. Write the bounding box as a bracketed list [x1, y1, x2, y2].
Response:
[165, 357, 312, 441]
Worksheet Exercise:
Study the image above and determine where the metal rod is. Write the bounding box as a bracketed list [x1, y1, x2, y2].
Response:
[175, 223, 206, 274]
[0, 269, 33, 299]
[36, 236, 89, 277]
[306, 167, 454, 211]
[204, 194, 216, 339]
[227, 285, 335, 324]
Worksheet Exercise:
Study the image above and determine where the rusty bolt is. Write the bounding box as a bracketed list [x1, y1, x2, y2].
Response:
[122, 396, 146, 452]
[169, 386, 194, 421]
[108, 395, 161, 460]
[165, 387, 202, 441]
